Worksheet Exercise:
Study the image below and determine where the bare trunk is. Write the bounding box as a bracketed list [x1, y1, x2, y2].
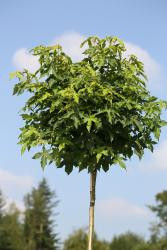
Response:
[87, 170, 97, 250]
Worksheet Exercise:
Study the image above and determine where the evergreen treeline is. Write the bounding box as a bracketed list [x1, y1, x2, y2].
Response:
[1, 179, 167, 250]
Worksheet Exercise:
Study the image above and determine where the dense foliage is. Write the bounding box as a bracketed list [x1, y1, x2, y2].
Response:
[12, 36, 167, 174]
[109, 232, 145, 250]
[63, 229, 109, 250]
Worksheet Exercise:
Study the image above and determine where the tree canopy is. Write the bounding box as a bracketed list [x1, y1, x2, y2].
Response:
[149, 190, 167, 238]
[63, 228, 109, 250]
[109, 232, 145, 250]
[12, 36, 167, 174]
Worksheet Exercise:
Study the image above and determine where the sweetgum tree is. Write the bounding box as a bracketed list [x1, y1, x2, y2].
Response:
[12, 36, 167, 250]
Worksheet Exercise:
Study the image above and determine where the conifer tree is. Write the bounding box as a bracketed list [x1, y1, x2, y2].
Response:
[24, 178, 59, 250]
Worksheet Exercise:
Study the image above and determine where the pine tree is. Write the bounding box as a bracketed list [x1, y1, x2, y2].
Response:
[24, 178, 59, 250]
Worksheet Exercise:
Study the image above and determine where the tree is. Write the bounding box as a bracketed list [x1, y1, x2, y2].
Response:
[0, 191, 25, 250]
[154, 238, 167, 250]
[149, 190, 167, 239]
[12, 36, 167, 250]
[133, 243, 154, 250]
[0, 190, 5, 220]
[0, 190, 11, 250]
[0, 204, 25, 250]
[63, 229, 88, 250]
[24, 178, 59, 250]
[109, 232, 145, 250]
[63, 228, 109, 250]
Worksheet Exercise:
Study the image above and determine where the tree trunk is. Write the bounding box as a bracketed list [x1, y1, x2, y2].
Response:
[88, 170, 97, 250]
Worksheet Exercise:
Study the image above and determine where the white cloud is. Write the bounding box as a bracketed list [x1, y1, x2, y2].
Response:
[0, 168, 33, 193]
[13, 48, 39, 73]
[52, 31, 86, 62]
[5, 198, 25, 212]
[97, 198, 148, 219]
[0, 168, 33, 211]
[141, 140, 167, 171]
[125, 42, 161, 84]
[12, 31, 161, 85]
[96, 198, 152, 240]
[12, 32, 86, 73]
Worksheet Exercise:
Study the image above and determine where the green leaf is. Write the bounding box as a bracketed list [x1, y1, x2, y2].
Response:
[134, 149, 144, 160]
[32, 152, 42, 159]
[10, 71, 23, 80]
[96, 153, 102, 163]
[119, 160, 126, 169]
[134, 120, 143, 132]
[86, 118, 92, 132]
[65, 165, 73, 175]
[117, 157, 126, 169]
[13, 84, 19, 95]
[58, 143, 65, 151]
[96, 149, 108, 163]
[41, 156, 47, 170]
[160, 120, 167, 127]
[21, 145, 27, 155]
[102, 164, 109, 172]
[154, 128, 161, 140]
[10, 72, 16, 80]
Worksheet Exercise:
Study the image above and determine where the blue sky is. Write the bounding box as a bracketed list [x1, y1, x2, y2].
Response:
[0, 0, 167, 242]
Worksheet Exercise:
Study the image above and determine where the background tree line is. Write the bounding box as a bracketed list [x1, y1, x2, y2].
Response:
[0, 178, 167, 250]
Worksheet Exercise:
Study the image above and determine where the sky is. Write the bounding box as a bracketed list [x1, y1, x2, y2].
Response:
[0, 0, 167, 242]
